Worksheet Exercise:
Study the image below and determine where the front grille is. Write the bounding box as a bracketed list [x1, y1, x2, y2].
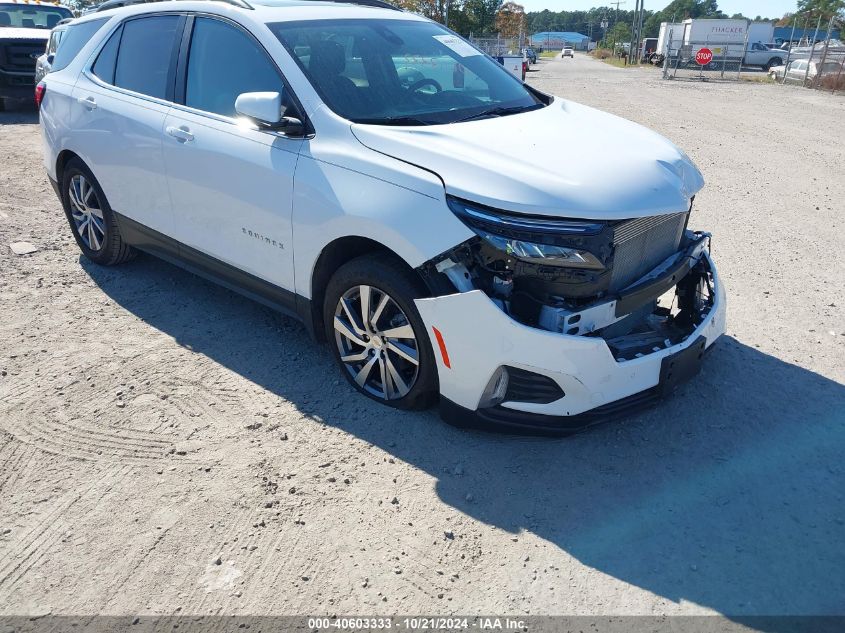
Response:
[609, 211, 688, 291]
[0, 41, 44, 74]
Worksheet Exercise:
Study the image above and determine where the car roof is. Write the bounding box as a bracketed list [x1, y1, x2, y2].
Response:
[88, 0, 421, 22]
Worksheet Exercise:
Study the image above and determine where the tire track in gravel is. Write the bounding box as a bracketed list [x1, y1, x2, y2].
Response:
[0, 436, 36, 494]
[0, 409, 175, 463]
[0, 464, 131, 596]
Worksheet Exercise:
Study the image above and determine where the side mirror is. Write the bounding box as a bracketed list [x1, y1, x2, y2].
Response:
[46, 53, 55, 65]
[235, 91, 305, 136]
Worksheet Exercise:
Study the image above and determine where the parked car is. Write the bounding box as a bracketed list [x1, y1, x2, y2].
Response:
[38, 0, 725, 434]
[34, 16, 71, 84]
[522, 47, 537, 64]
[769, 59, 844, 83]
[562, 47, 574, 58]
[0, 0, 72, 110]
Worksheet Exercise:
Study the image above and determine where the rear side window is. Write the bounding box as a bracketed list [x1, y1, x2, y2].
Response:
[185, 17, 283, 117]
[92, 26, 121, 84]
[50, 18, 108, 73]
[113, 15, 181, 100]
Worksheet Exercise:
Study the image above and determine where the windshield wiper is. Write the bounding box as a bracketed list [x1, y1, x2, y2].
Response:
[454, 104, 543, 123]
[355, 116, 435, 126]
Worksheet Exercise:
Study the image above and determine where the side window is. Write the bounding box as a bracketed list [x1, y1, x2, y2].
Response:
[114, 15, 181, 100]
[92, 26, 121, 84]
[50, 18, 108, 73]
[185, 17, 283, 118]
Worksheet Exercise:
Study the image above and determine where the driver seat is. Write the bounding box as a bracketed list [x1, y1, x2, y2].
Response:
[308, 40, 360, 111]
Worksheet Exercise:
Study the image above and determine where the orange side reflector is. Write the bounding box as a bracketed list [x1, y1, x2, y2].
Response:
[432, 326, 451, 369]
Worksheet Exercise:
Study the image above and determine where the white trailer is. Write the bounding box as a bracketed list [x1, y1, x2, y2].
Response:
[496, 55, 525, 81]
[747, 21, 775, 46]
[682, 18, 748, 60]
[654, 22, 684, 62]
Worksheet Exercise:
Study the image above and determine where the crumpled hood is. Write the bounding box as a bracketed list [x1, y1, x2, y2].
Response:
[0, 27, 49, 40]
[351, 98, 704, 220]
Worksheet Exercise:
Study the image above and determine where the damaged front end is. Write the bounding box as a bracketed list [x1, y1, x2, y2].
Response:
[419, 196, 717, 362]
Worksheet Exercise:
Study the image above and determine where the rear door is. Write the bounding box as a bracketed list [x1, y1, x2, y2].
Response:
[70, 14, 183, 238]
[161, 15, 302, 294]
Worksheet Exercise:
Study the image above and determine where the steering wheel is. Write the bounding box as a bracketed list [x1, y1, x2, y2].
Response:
[407, 77, 443, 94]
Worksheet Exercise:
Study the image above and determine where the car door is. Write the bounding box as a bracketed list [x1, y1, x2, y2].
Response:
[71, 14, 184, 239]
[785, 60, 805, 83]
[162, 15, 303, 295]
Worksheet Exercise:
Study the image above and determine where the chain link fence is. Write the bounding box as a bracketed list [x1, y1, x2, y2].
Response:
[658, 21, 844, 94]
[468, 36, 525, 57]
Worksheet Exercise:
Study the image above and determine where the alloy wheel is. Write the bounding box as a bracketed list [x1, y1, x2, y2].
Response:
[333, 285, 420, 400]
[68, 174, 106, 251]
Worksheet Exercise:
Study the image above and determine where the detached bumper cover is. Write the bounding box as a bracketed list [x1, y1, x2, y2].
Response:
[414, 252, 726, 434]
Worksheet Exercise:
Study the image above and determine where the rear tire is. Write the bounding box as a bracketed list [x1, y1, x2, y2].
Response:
[323, 253, 438, 410]
[765, 58, 781, 71]
[60, 158, 136, 266]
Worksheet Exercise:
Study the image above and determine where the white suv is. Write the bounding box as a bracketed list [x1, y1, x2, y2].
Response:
[39, 0, 725, 434]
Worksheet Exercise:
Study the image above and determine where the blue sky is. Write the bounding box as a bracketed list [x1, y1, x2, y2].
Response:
[519, 1, 797, 19]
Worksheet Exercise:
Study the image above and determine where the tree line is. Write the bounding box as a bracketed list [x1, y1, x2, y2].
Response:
[396, 0, 844, 39]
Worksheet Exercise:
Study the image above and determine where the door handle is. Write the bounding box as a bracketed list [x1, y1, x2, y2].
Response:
[166, 125, 194, 143]
[76, 96, 97, 110]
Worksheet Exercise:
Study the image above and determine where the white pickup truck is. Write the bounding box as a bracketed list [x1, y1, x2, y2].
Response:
[743, 41, 788, 70]
[0, 0, 73, 110]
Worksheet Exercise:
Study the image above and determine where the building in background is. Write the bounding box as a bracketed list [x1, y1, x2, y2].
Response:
[530, 31, 591, 51]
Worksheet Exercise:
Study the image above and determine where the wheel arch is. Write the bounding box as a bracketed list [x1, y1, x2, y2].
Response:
[55, 149, 83, 185]
[306, 236, 433, 342]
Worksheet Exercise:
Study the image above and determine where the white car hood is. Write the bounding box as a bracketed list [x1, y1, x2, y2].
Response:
[0, 27, 49, 40]
[351, 98, 704, 220]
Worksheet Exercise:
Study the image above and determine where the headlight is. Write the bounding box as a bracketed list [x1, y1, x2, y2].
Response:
[447, 197, 606, 270]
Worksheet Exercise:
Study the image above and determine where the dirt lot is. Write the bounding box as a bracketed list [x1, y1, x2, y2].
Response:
[1, 55, 844, 620]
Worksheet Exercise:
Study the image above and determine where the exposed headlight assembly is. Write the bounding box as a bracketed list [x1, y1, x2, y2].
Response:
[447, 197, 606, 270]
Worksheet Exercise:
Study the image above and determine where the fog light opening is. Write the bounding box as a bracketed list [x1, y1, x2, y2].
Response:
[478, 366, 509, 409]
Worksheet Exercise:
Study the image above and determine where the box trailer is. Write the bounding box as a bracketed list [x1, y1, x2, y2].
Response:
[748, 21, 775, 46]
[678, 19, 787, 69]
[653, 22, 684, 63]
[682, 18, 748, 60]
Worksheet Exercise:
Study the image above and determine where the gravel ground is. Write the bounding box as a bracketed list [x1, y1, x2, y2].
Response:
[0, 54, 844, 620]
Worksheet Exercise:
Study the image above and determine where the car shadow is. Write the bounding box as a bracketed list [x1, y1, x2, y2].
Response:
[81, 253, 845, 625]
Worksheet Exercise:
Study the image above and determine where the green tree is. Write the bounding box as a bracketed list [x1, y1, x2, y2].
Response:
[604, 20, 629, 49]
[795, 0, 845, 21]
[462, 0, 501, 35]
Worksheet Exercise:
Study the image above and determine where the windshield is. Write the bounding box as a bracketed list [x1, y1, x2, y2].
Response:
[0, 3, 71, 29]
[270, 19, 545, 125]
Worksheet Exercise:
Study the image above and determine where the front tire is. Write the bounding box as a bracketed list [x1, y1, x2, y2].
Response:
[60, 158, 136, 266]
[323, 253, 438, 410]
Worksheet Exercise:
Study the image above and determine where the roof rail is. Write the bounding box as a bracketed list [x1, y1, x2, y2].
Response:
[251, 0, 401, 10]
[94, 0, 253, 12]
[312, 0, 401, 9]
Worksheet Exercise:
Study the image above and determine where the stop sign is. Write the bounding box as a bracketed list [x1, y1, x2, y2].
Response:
[695, 48, 714, 65]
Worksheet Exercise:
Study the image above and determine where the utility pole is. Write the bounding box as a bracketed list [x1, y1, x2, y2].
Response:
[627, 0, 640, 64]
[635, 0, 645, 64]
[609, 0, 625, 25]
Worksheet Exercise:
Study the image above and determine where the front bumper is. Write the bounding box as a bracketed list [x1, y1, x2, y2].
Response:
[0, 69, 36, 100]
[414, 251, 726, 435]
